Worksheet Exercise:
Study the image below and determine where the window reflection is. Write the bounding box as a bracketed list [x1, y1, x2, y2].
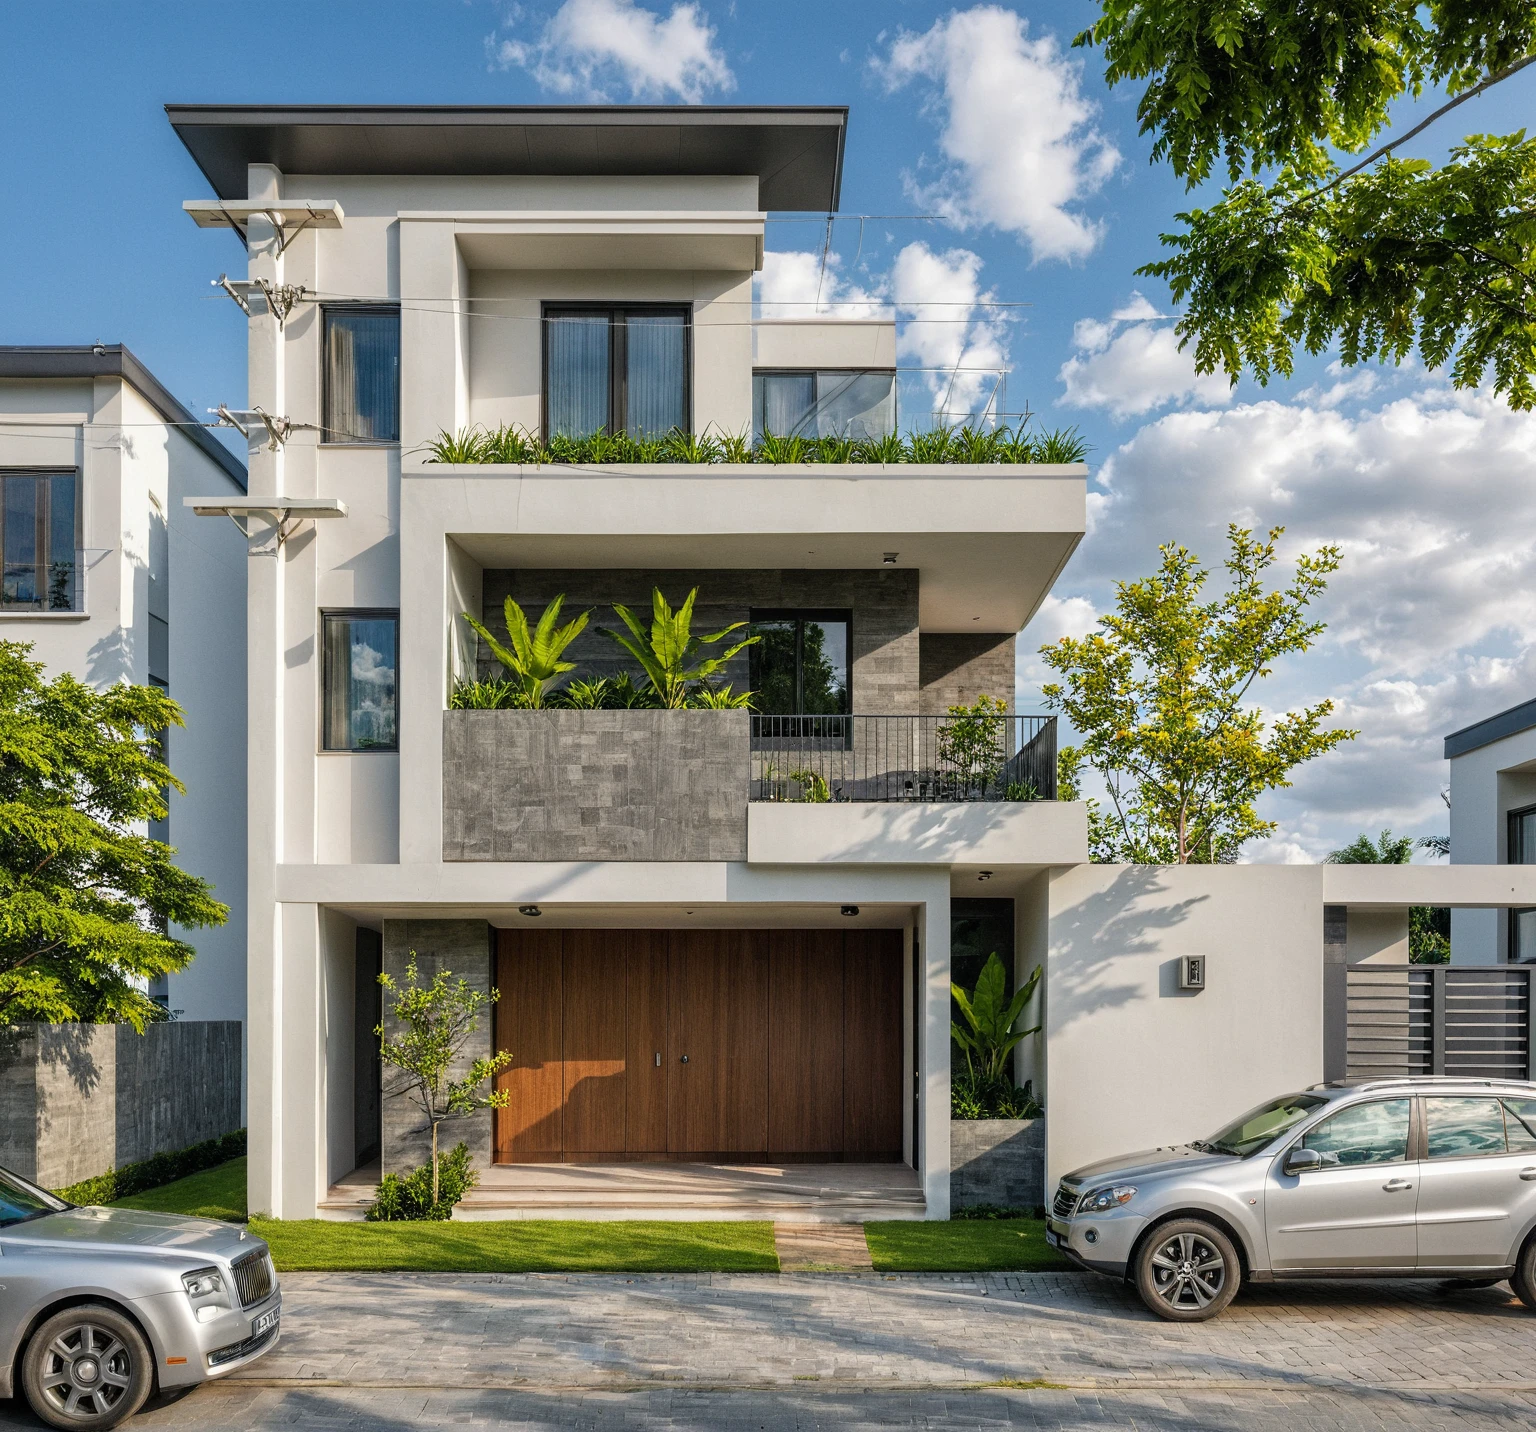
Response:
[324, 612, 398, 751]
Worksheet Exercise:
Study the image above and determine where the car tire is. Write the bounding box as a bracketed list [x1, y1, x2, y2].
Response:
[21, 1304, 154, 1431]
[1134, 1219, 1241, 1322]
[1513, 1236, 1536, 1311]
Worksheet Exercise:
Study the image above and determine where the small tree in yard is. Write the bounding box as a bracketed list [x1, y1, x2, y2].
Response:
[1041, 526, 1356, 863]
[0, 640, 227, 1029]
[376, 956, 512, 1207]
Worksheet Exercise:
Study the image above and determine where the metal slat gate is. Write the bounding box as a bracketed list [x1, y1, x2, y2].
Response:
[1345, 966, 1536, 1080]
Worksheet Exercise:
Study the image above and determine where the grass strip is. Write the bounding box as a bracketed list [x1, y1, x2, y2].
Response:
[110, 1156, 247, 1223]
[56, 1130, 246, 1206]
[864, 1218, 1073, 1273]
[253, 1217, 781, 1274]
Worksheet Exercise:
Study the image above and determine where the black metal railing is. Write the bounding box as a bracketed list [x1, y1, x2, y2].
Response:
[749, 714, 1056, 803]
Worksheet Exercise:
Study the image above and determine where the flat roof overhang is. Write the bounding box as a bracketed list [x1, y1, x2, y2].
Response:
[166, 104, 847, 212]
[410, 465, 1087, 632]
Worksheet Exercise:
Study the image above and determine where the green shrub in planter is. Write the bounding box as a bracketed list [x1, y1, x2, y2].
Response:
[951, 1073, 1044, 1120]
[366, 1142, 477, 1222]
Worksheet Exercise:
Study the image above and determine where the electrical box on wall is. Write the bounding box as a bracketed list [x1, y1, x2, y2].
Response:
[1178, 955, 1207, 992]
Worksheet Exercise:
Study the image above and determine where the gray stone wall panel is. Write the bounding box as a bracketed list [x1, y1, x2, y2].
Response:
[920, 633, 1016, 715]
[950, 1117, 1046, 1210]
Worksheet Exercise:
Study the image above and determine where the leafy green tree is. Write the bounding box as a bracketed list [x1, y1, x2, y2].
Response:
[376, 955, 513, 1208]
[461, 595, 589, 708]
[1325, 828, 1452, 962]
[1042, 526, 1355, 863]
[0, 641, 227, 1029]
[599, 588, 758, 709]
[1077, 3, 1536, 406]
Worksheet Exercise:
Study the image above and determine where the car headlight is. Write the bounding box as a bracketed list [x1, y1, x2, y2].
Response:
[1078, 1184, 1137, 1213]
[181, 1268, 225, 1300]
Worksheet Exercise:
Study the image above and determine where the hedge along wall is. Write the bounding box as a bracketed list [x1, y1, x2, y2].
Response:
[0, 1022, 242, 1189]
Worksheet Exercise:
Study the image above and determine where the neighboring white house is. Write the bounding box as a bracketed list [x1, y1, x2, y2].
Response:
[170, 103, 1536, 1223]
[0, 345, 249, 1023]
[1446, 698, 1536, 964]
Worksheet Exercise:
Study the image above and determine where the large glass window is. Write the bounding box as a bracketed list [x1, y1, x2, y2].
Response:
[323, 611, 398, 751]
[753, 370, 896, 441]
[749, 611, 851, 716]
[545, 307, 690, 439]
[1199, 1093, 1327, 1158]
[324, 306, 400, 443]
[1296, 1098, 1411, 1167]
[0, 470, 78, 611]
[1511, 805, 1536, 962]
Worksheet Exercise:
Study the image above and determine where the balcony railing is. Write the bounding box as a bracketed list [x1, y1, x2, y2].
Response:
[749, 714, 1057, 803]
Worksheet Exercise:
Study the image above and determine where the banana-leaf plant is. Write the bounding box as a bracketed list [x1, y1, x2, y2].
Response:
[459, 595, 590, 709]
[951, 952, 1042, 1085]
[598, 588, 758, 709]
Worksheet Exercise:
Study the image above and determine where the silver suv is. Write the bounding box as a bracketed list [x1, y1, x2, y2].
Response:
[1047, 1077, 1536, 1321]
[0, 1164, 281, 1428]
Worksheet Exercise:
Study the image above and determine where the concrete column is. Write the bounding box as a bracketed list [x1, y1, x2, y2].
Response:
[919, 890, 952, 1219]
[1322, 904, 1348, 1083]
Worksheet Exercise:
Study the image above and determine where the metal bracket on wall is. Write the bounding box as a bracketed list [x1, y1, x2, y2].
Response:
[213, 275, 311, 329]
[182, 496, 348, 554]
[211, 404, 307, 452]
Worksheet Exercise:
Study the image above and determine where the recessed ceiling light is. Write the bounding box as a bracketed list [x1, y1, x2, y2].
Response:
[883, 552, 898, 565]
[518, 905, 542, 917]
[978, 870, 993, 882]
[840, 905, 860, 917]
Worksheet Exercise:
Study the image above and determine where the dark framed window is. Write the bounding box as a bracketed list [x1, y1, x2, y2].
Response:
[0, 470, 79, 611]
[749, 610, 851, 716]
[323, 306, 400, 443]
[1511, 805, 1536, 962]
[323, 610, 398, 751]
[753, 370, 896, 440]
[543, 305, 691, 439]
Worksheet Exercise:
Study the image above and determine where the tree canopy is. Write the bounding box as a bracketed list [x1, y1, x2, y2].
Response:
[1041, 526, 1355, 863]
[1077, 2, 1536, 406]
[0, 642, 227, 1029]
[1325, 827, 1452, 962]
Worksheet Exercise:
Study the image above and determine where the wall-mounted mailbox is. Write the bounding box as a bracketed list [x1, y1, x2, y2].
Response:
[1178, 955, 1206, 992]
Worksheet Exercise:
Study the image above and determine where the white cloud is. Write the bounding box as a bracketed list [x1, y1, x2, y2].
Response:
[1057, 292, 1233, 418]
[1022, 385, 1536, 860]
[488, 0, 733, 102]
[872, 6, 1120, 263]
[754, 250, 883, 321]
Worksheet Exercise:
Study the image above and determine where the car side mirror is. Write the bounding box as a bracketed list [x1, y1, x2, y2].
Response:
[1285, 1147, 1322, 1175]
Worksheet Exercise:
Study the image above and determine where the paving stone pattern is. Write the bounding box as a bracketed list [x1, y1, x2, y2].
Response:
[5, 1272, 1535, 1429]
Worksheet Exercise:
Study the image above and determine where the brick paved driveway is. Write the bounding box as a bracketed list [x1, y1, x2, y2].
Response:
[3, 1271, 1535, 1428]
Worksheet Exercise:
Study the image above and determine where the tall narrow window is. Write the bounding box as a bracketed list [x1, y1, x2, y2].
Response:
[544, 306, 690, 439]
[0, 470, 78, 611]
[324, 306, 400, 443]
[1511, 805, 1536, 962]
[323, 611, 398, 751]
[749, 611, 851, 715]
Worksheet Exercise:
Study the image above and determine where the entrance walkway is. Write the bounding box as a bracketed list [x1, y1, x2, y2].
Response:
[773, 1221, 874, 1271]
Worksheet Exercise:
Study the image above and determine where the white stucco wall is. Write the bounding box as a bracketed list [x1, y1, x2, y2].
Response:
[1449, 723, 1536, 963]
[753, 320, 897, 370]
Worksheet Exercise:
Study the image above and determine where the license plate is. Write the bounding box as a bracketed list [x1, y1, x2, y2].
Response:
[1044, 1229, 1061, 1249]
[252, 1310, 279, 1338]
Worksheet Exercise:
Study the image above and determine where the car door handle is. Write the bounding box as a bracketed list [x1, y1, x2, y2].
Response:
[1520, 1168, 1536, 1181]
[1383, 1179, 1414, 1192]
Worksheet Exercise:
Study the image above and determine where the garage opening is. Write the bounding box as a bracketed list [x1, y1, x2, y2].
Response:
[493, 927, 906, 1163]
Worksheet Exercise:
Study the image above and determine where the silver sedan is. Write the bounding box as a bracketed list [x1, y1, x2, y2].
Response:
[0, 1163, 280, 1428]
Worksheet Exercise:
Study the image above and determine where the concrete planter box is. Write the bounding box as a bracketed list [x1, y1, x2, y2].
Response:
[442, 708, 750, 862]
[0, 1021, 242, 1189]
[950, 1117, 1045, 1211]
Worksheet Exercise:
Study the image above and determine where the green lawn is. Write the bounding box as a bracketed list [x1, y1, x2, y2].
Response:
[252, 1218, 781, 1274]
[864, 1218, 1073, 1273]
[110, 1156, 247, 1223]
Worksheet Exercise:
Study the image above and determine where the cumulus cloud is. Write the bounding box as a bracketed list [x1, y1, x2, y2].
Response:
[872, 5, 1120, 263]
[1022, 386, 1536, 860]
[755, 250, 884, 322]
[1057, 292, 1234, 418]
[488, 0, 733, 102]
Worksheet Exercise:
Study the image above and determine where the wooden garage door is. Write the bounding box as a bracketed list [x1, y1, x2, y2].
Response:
[493, 927, 904, 1162]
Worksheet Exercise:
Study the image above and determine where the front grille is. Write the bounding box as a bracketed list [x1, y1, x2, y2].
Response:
[1051, 1183, 1079, 1220]
[207, 1321, 278, 1369]
[231, 1248, 274, 1308]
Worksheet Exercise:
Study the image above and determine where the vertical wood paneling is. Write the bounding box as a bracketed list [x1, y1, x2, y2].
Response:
[768, 930, 845, 1155]
[843, 929, 906, 1159]
[562, 930, 628, 1155]
[494, 927, 564, 1160]
[624, 931, 669, 1156]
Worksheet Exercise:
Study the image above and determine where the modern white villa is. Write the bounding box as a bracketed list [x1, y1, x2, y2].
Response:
[169, 102, 1536, 1224]
[0, 345, 248, 1024]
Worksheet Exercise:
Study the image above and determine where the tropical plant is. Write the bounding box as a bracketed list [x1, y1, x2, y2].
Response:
[549, 677, 612, 710]
[855, 430, 908, 464]
[1004, 779, 1040, 802]
[788, 768, 831, 802]
[460, 595, 590, 709]
[366, 1141, 477, 1222]
[690, 682, 756, 710]
[1035, 426, 1090, 463]
[951, 1072, 1045, 1120]
[1326, 828, 1451, 964]
[376, 955, 512, 1208]
[425, 427, 490, 463]
[0, 641, 228, 1029]
[937, 694, 1009, 796]
[951, 952, 1043, 1086]
[605, 671, 661, 709]
[448, 679, 525, 710]
[755, 430, 812, 464]
[1043, 526, 1355, 863]
[599, 588, 759, 709]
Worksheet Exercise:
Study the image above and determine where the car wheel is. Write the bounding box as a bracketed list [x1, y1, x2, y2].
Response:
[1134, 1219, 1241, 1322]
[21, 1304, 153, 1431]
[1513, 1236, 1536, 1311]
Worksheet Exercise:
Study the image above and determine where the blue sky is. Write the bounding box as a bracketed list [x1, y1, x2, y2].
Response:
[5, 0, 1535, 859]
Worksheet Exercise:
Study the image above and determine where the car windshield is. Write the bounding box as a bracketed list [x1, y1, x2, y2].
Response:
[0, 1166, 70, 1228]
[1192, 1093, 1329, 1159]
